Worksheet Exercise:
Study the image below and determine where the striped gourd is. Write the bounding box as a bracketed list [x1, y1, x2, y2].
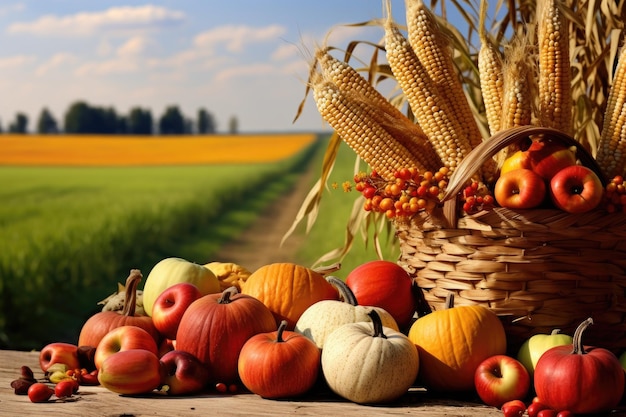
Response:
[537, 0, 573, 134]
[311, 73, 426, 180]
[316, 48, 442, 171]
[597, 46, 626, 179]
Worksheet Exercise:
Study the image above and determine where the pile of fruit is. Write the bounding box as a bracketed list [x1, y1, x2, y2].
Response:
[9, 257, 626, 415]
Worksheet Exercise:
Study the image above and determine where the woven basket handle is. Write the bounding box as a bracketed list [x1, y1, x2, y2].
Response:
[442, 125, 604, 202]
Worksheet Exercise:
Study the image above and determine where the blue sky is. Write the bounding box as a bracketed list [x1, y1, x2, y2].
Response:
[0, 1, 417, 133]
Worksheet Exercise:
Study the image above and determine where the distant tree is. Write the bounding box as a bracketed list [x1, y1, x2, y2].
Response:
[197, 108, 216, 134]
[64, 101, 94, 133]
[158, 105, 185, 134]
[37, 108, 58, 134]
[8, 112, 28, 133]
[116, 115, 128, 134]
[64, 101, 126, 134]
[0, 119, 4, 133]
[128, 107, 153, 135]
[228, 116, 239, 134]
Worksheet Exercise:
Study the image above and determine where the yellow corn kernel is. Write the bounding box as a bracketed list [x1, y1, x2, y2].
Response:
[405, 0, 484, 151]
[598, 46, 626, 179]
[537, 0, 573, 134]
[316, 48, 442, 171]
[312, 74, 426, 180]
[478, 0, 504, 136]
[384, 11, 472, 171]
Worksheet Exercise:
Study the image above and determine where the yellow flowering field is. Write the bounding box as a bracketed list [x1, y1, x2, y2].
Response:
[0, 133, 317, 165]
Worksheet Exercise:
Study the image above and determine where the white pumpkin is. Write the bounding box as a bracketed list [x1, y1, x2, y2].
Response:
[321, 310, 419, 404]
[294, 300, 399, 349]
[142, 257, 220, 316]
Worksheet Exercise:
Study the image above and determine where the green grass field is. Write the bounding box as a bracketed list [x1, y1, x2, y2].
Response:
[0, 135, 398, 350]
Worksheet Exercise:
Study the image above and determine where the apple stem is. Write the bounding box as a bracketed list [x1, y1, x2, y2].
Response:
[121, 269, 142, 317]
[571, 317, 593, 355]
[325, 276, 358, 305]
[218, 286, 239, 304]
[276, 320, 288, 343]
[367, 310, 387, 339]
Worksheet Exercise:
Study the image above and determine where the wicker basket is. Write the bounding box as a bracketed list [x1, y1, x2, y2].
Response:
[394, 126, 626, 352]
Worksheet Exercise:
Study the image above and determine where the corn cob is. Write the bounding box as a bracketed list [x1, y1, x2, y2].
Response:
[537, 0, 573, 134]
[597, 46, 626, 179]
[478, 0, 504, 136]
[316, 48, 442, 171]
[405, 0, 484, 152]
[497, 34, 536, 163]
[384, 13, 472, 171]
[311, 73, 426, 180]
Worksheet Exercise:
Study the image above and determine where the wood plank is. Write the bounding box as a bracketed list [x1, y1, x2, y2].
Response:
[0, 349, 510, 416]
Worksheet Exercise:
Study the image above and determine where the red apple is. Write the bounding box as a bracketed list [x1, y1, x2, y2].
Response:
[474, 354, 530, 408]
[494, 168, 546, 209]
[160, 350, 210, 396]
[549, 165, 604, 213]
[39, 342, 80, 372]
[94, 325, 159, 370]
[98, 349, 163, 395]
[158, 338, 176, 357]
[345, 260, 415, 330]
[527, 138, 577, 180]
[152, 282, 202, 340]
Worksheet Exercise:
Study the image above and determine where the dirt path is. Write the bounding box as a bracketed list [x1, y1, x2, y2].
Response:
[213, 165, 315, 272]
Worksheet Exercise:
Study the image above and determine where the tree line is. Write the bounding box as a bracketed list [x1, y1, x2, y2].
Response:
[2, 101, 239, 135]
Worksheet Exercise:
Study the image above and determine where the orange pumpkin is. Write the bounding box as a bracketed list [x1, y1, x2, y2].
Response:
[241, 263, 339, 329]
[407, 294, 506, 392]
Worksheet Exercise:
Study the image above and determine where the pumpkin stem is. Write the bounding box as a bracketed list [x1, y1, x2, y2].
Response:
[218, 286, 239, 304]
[444, 292, 455, 309]
[121, 269, 142, 317]
[367, 310, 387, 339]
[325, 276, 358, 305]
[276, 320, 288, 343]
[571, 317, 593, 355]
[550, 328, 562, 335]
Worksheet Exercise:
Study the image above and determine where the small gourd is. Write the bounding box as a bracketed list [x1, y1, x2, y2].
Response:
[294, 277, 399, 349]
[321, 310, 419, 404]
[407, 293, 506, 392]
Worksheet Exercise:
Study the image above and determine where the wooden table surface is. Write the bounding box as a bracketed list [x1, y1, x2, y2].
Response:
[3, 349, 626, 417]
[0, 349, 515, 417]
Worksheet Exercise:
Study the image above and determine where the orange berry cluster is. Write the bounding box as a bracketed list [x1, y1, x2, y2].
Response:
[353, 167, 449, 219]
[604, 175, 626, 213]
[461, 180, 496, 215]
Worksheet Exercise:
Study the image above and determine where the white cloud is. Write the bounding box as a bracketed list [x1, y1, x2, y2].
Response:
[35, 53, 77, 76]
[271, 43, 301, 61]
[6, 5, 185, 36]
[117, 35, 154, 57]
[194, 24, 287, 54]
[75, 58, 139, 76]
[214, 63, 276, 82]
[0, 54, 36, 69]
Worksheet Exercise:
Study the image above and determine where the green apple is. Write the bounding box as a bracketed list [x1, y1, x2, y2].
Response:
[517, 329, 573, 377]
[142, 257, 220, 316]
